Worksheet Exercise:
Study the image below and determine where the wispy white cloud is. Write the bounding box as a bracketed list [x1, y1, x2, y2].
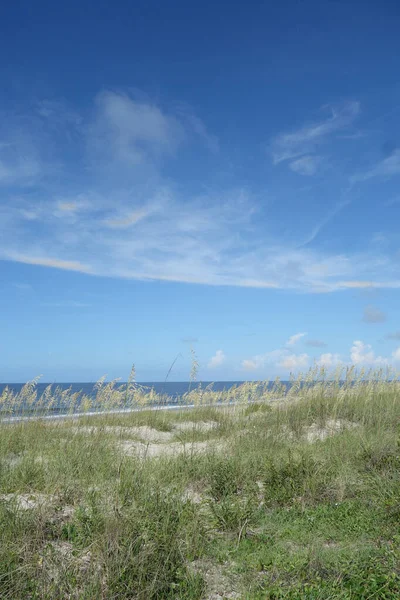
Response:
[0, 157, 41, 184]
[352, 149, 400, 182]
[55, 196, 93, 216]
[271, 101, 360, 164]
[5, 253, 93, 274]
[89, 90, 186, 167]
[179, 110, 219, 153]
[208, 350, 226, 368]
[2, 198, 400, 291]
[1, 92, 400, 293]
[298, 197, 352, 247]
[286, 332, 307, 346]
[289, 155, 321, 176]
[104, 206, 156, 229]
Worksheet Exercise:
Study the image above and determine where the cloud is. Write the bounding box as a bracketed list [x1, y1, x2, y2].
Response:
[243, 339, 400, 374]
[392, 347, 400, 362]
[305, 339, 327, 348]
[241, 347, 309, 372]
[3, 194, 400, 291]
[104, 206, 155, 229]
[278, 353, 309, 370]
[315, 353, 342, 368]
[339, 281, 375, 289]
[241, 349, 283, 371]
[350, 340, 387, 366]
[0, 157, 41, 184]
[241, 359, 259, 371]
[2, 92, 400, 293]
[289, 155, 321, 176]
[385, 331, 400, 341]
[5, 253, 93, 274]
[286, 332, 307, 346]
[362, 305, 386, 323]
[89, 90, 186, 167]
[180, 112, 219, 153]
[58, 202, 80, 213]
[352, 149, 400, 182]
[208, 350, 226, 368]
[271, 101, 360, 164]
[55, 196, 93, 214]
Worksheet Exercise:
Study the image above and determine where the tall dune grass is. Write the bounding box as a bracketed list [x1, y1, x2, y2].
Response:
[1, 366, 400, 598]
[2, 364, 399, 419]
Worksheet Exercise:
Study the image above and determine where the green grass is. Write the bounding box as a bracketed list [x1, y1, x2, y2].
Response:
[1, 371, 400, 598]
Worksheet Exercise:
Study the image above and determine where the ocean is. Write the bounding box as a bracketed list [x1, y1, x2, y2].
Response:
[0, 381, 252, 399]
[0, 381, 273, 419]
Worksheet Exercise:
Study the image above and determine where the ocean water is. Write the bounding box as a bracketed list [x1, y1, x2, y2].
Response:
[0, 381, 291, 418]
[0, 381, 252, 399]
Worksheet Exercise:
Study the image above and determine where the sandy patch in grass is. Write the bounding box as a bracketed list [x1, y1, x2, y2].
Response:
[189, 559, 240, 599]
[1, 453, 24, 468]
[182, 482, 210, 505]
[1, 453, 49, 468]
[68, 424, 173, 442]
[40, 541, 95, 588]
[0, 493, 76, 522]
[305, 419, 359, 442]
[68, 421, 220, 444]
[0, 492, 56, 510]
[120, 439, 225, 459]
[279, 419, 359, 443]
[173, 420, 219, 432]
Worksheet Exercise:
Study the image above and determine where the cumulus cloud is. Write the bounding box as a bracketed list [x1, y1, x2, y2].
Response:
[241, 347, 309, 373]
[350, 340, 387, 366]
[315, 353, 342, 368]
[208, 350, 226, 368]
[241, 359, 259, 371]
[392, 347, 400, 362]
[362, 305, 386, 323]
[242, 338, 400, 375]
[278, 353, 309, 370]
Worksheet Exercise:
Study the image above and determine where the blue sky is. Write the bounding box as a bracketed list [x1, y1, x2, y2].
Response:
[1, 0, 400, 382]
